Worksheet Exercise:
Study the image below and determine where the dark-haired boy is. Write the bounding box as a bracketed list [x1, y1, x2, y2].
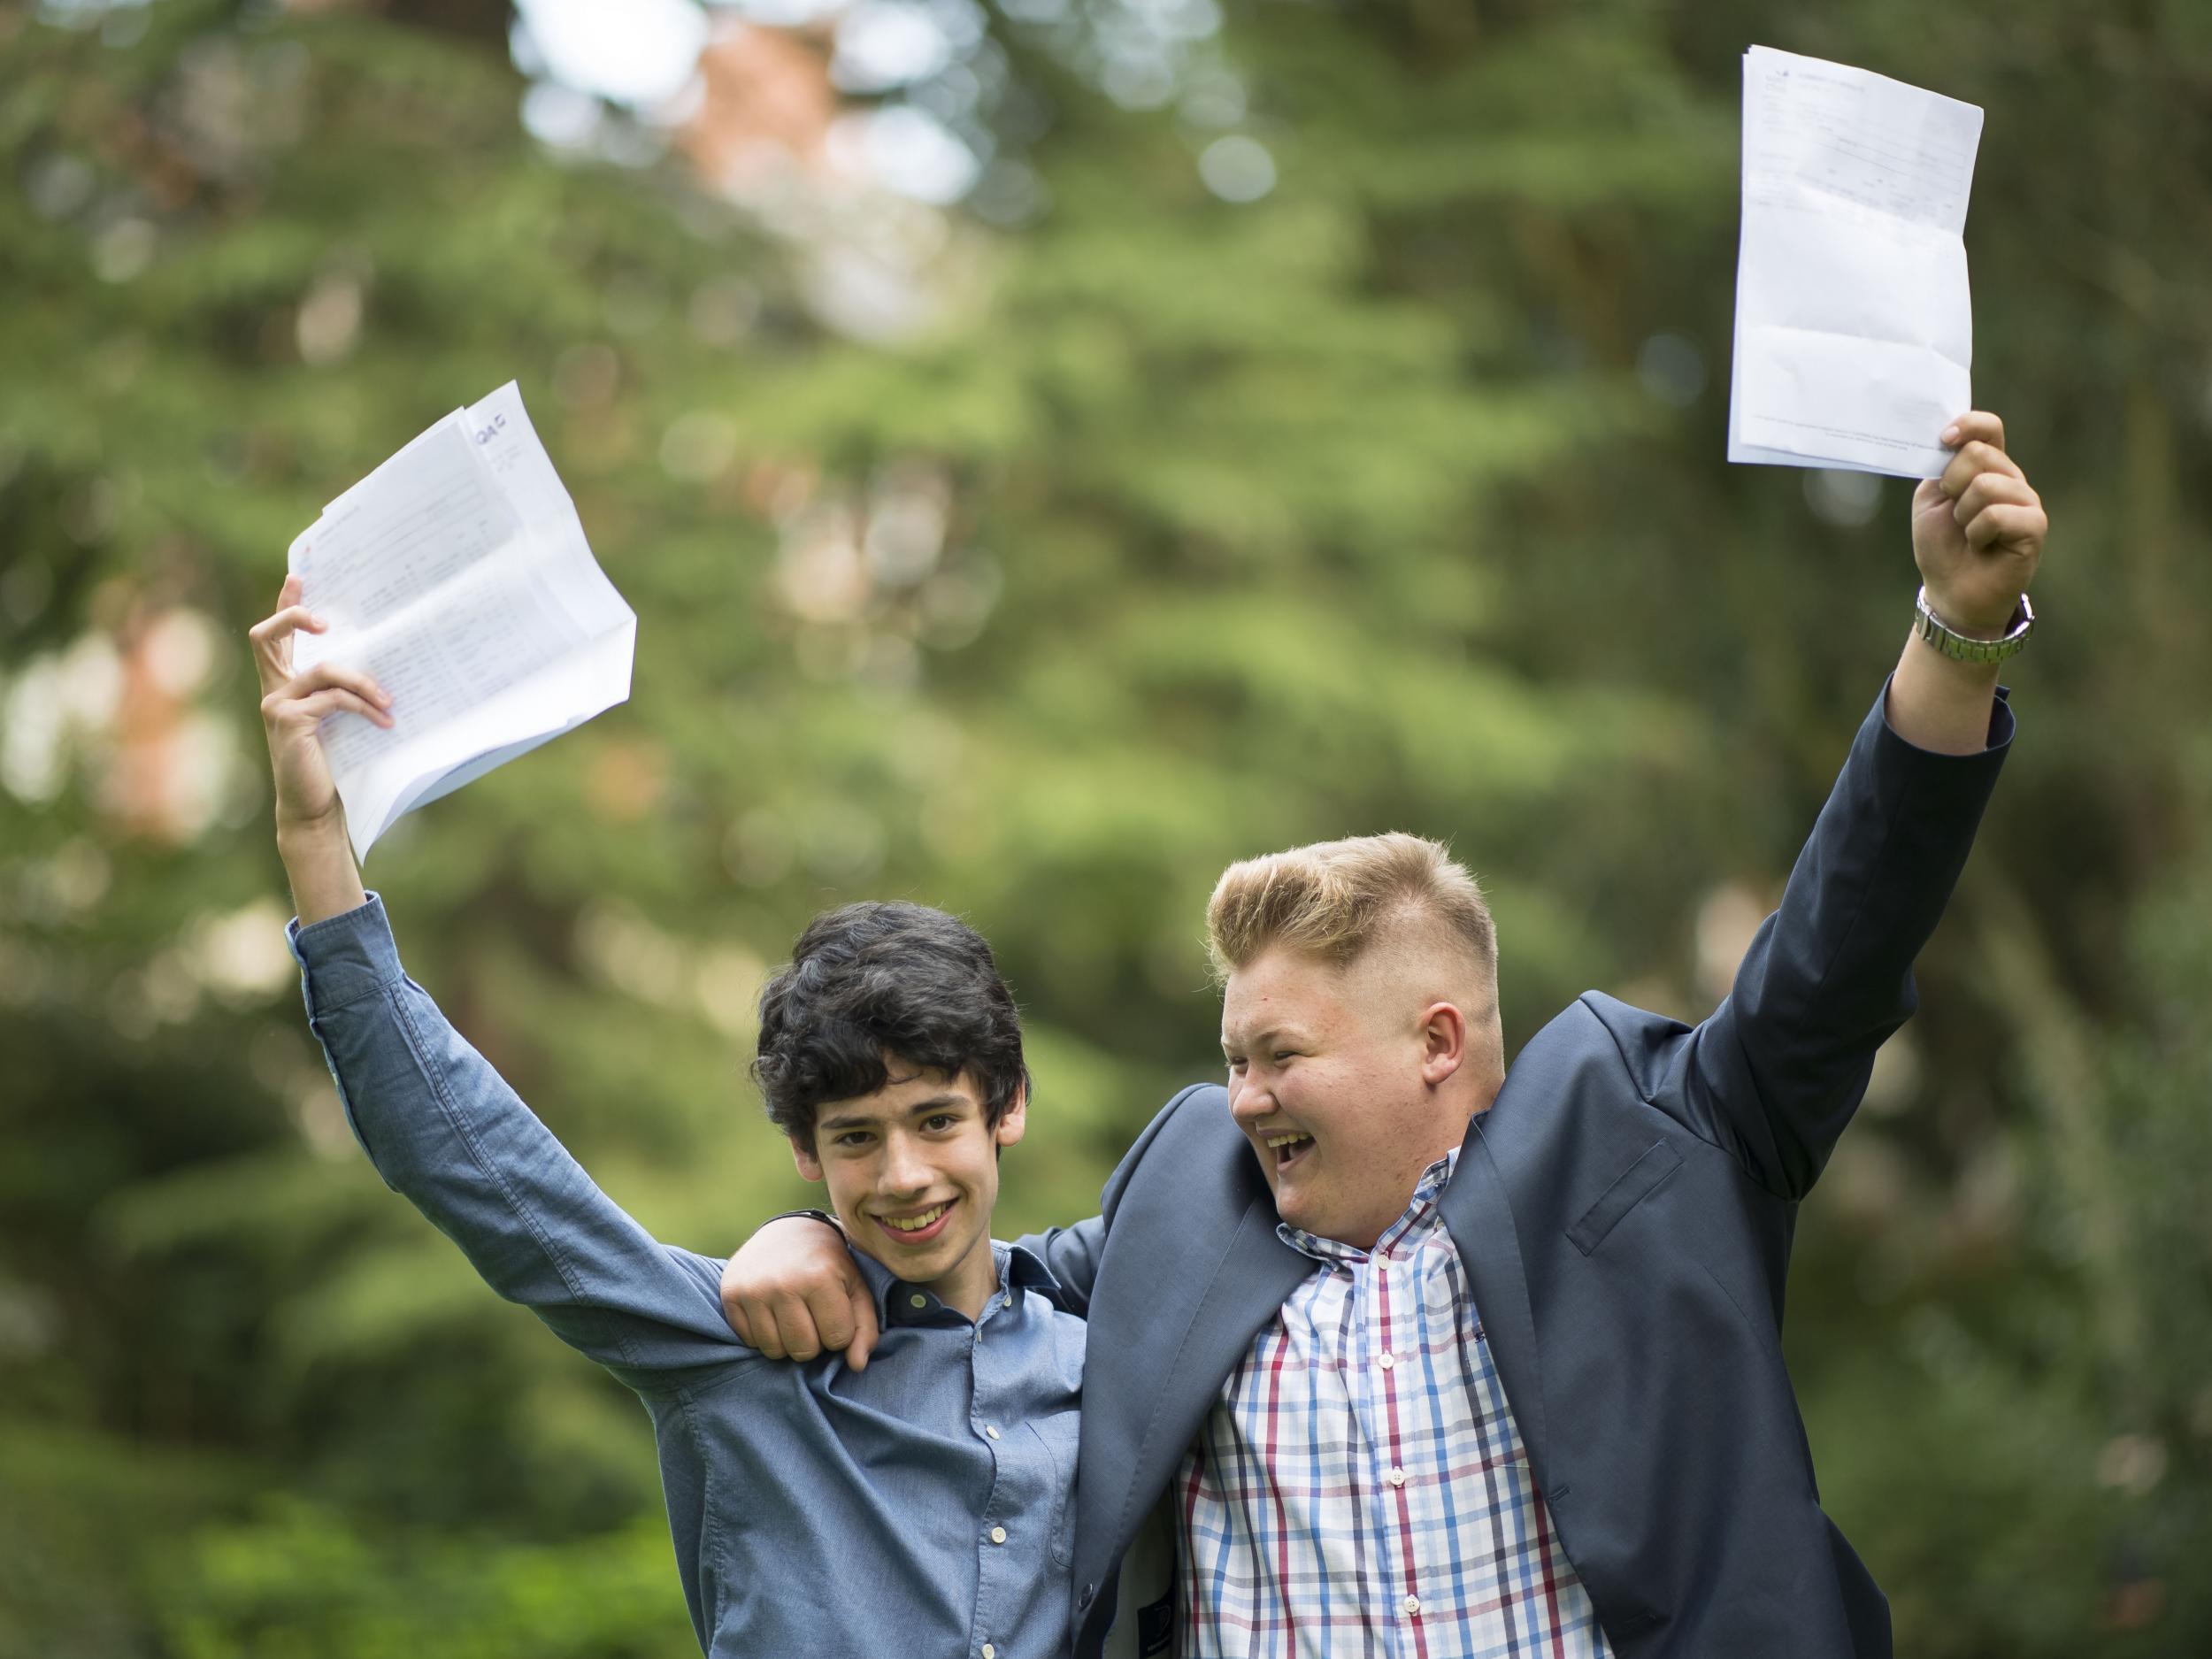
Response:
[753, 901, 1043, 1323]
[254, 580, 1085, 1659]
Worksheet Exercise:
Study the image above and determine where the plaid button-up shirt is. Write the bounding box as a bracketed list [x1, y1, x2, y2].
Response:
[1176, 1150, 1613, 1658]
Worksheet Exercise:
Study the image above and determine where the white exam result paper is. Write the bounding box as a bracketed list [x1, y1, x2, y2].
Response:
[1728, 46, 1984, 479]
[288, 383, 635, 863]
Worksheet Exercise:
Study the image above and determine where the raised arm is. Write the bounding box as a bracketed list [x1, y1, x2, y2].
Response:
[1654, 411, 2044, 1198]
[254, 582, 740, 1392]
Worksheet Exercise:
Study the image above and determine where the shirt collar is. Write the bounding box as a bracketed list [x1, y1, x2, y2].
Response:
[1278, 1147, 1459, 1266]
[851, 1239, 1065, 1326]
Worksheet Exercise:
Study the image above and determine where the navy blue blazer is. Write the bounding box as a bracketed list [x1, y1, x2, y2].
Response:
[1025, 687, 2013, 1659]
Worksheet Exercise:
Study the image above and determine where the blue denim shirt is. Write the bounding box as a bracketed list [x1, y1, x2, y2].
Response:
[289, 896, 1087, 1659]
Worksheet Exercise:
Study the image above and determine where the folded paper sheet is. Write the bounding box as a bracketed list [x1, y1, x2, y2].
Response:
[1728, 46, 1985, 479]
[287, 383, 635, 862]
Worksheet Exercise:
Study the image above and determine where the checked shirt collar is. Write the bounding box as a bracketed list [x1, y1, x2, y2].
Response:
[1277, 1147, 1459, 1268]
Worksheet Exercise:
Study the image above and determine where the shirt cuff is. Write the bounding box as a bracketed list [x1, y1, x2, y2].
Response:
[287, 892, 405, 1015]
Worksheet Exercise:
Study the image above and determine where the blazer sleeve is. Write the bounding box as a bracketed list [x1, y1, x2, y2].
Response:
[1012, 1082, 1215, 1312]
[1632, 681, 2012, 1201]
[1020, 1217, 1105, 1315]
[290, 895, 749, 1394]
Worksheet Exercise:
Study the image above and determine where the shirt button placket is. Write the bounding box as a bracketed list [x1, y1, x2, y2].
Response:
[972, 1301, 1012, 1659]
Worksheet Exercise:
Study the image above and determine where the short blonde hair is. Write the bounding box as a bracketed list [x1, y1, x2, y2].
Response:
[1205, 832, 1497, 984]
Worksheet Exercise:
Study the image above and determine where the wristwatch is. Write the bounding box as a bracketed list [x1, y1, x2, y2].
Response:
[1913, 585, 2034, 665]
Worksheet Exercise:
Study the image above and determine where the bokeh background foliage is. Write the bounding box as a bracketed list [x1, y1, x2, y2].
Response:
[4, 0, 2210, 1651]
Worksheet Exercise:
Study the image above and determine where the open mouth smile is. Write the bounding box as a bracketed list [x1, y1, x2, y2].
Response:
[1263, 1131, 1315, 1171]
[875, 1200, 956, 1244]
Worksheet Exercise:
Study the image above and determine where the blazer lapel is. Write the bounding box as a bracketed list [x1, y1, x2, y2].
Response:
[1079, 1189, 1310, 1584]
[1440, 1116, 1549, 1481]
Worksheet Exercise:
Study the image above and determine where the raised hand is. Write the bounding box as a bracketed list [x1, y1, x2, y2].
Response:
[1910, 411, 2047, 636]
[250, 572, 393, 833]
[1885, 411, 2051, 755]
[250, 572, 388, 923]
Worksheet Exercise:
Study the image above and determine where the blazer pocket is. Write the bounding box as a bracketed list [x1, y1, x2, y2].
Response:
[1568, 1139, 1684, 1256]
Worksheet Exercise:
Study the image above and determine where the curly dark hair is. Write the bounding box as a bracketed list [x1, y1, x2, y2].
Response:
[751, 902, 1030, 1150]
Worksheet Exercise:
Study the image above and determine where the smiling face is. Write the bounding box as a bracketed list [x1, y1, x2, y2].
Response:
[1221, 941, 1496, 1250]
[790, 1062, 1025, 1318]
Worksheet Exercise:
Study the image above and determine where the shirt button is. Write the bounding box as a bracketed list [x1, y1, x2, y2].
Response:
[985, 1425, 1001, 1440]
[1387, 1467, 1405, 1487]
[982, 1647, 995, 1659]
[1378, 1352, 1395, 1371]
[989, 1525, 1008, 1545]
[1403, 1594, 1422, 1617]
[909, 1293, 927, 1309]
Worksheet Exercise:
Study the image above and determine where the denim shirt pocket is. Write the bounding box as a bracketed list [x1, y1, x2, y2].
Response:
[1024, 1411, 1080, 1569]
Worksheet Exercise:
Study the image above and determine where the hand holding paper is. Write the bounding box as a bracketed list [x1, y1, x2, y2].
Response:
[280, 382, 636, 861]
[1911, 410, 2046, 635]
[1729, 46, 1985, 479]
[252, 572, 392, 814]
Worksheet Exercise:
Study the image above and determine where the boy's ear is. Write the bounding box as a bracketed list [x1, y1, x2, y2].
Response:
[790, 1135, 824, 1182]
[994, 1084, 1029, 1150]
[1417, 1000, 1471, 1087]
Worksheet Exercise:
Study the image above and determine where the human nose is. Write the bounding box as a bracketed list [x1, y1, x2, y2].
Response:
[878, 1133, 932, 1195]
[1228, 1070, 1273, 1128]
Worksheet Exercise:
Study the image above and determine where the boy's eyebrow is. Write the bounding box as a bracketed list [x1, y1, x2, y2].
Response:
[1222, 1025, 1292, 1054]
